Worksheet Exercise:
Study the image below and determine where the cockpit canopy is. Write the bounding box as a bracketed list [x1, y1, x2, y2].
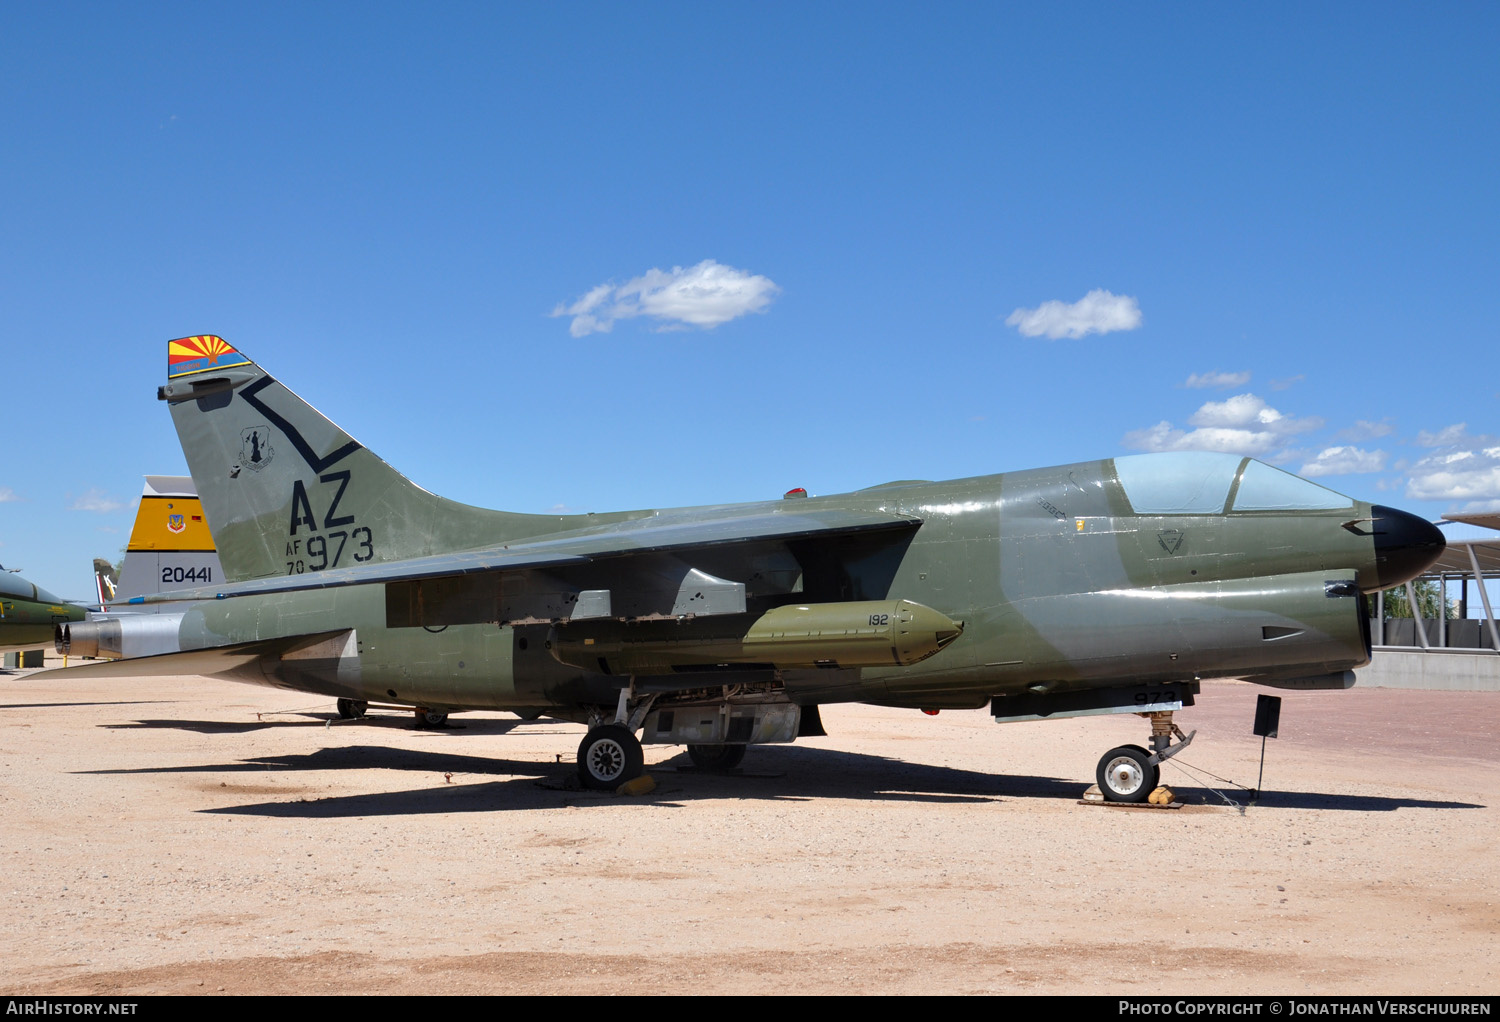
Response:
[0, 569, 65, 605]
[1113, 452, 1354, 515]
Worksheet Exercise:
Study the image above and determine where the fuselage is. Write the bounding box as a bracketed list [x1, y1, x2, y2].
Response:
[162, 451, 1440, 716]
[1, 571, 83, 655]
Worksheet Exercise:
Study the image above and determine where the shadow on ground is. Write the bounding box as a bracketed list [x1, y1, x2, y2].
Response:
[75, 738, 1485, 818]
[100, 712, 541, 736]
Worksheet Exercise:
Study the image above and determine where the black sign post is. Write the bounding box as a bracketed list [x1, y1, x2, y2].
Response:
[1252, 694, 1282, 800]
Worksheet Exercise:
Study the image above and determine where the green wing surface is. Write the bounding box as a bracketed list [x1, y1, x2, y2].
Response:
[128, 507, 922, 604]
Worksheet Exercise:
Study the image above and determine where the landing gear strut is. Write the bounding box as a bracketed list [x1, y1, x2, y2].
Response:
[1095, 710, 1195, 803]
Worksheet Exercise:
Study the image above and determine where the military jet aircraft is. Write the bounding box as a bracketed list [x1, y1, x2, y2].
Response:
[55, 335, 1447, 800]
[1, 566, 84, 657]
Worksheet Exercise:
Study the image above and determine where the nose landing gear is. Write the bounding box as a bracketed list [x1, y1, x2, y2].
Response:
[1095, 710, 1195, 803]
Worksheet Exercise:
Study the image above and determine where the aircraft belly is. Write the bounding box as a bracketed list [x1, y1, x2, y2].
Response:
[361, 623, 518, 708]
[853, 567, 1370, 706]
[0, 624, 58, 654]
[347, 620, 613, 712]
[994, 568, 1370, 684]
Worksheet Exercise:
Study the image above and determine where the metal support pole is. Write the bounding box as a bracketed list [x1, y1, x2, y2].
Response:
[1406, 580, 1430, 649]
[1466, 545, 1500, 652]
[1437, 574, 1447, 648]
[1375, 589, 1384, 645]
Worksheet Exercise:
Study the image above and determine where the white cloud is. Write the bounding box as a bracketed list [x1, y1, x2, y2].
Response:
[1299, 446, 1388, 477]
[1189, 394, 1273, 429]
[1005, 289, 1142, 340]
[1416, 423, 1466, 447]
[1184, 370, 1251, 389]
[1122, 393, 1322, 457]
[1269, 374, 1304, 391]
[1405, 428, 1500, 502]
[0, 487, 20, 503]
[552, 259, 780, 337]
[67, 489, 125, 513]
[1336, 419, 1395, 442]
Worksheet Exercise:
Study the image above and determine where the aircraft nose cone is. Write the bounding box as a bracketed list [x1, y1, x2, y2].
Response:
[1368, 505, 1446, 591]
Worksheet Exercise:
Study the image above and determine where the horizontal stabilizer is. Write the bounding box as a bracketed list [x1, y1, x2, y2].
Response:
[130, 507, 922, 605]
[43, 631, 349, 681]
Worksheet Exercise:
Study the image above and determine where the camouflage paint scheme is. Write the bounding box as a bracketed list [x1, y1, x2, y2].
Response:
[1, 569, 83, 655]
[53, 337, 1446, 794]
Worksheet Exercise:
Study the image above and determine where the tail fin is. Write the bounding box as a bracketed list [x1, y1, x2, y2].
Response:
[100, 476, 225, 610]
[94, 559, 118, 608]
[159, 336, 575, 582]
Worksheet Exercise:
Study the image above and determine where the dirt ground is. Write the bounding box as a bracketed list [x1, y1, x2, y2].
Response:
[1, 663, 1495, 996]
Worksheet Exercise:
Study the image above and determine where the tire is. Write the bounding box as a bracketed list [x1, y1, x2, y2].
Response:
[415, 709, 449, 729]
[577, 724, 644, 790]
[336, 699, 368, 720]
[686, 744, 746, 771]
[1096, 744, 1159, 803]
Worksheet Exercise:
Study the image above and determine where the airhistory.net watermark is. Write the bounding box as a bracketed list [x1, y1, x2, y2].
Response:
[5, 1003, 138, 1015]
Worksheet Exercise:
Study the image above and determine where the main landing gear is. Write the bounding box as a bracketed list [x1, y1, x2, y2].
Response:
[1095, 711, 1195, 803]
[577, 724, 645, 789]
[331, 700, 452, 728]
[686, 744, 746, 771]
[576, 684, 655, 790]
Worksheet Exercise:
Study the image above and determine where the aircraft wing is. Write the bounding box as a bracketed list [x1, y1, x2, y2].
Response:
[128, 506, 922, 605]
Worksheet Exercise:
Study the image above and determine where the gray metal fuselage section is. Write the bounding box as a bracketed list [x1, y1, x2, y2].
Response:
[170, 453, 1388, 716]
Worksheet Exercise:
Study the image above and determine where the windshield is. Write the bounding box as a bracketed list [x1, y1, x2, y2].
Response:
[1232, 460, 1353, 511]
[1114, 453, 1355, 514]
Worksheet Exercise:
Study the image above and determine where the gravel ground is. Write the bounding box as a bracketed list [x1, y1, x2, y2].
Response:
[1, 666, 1495, 996]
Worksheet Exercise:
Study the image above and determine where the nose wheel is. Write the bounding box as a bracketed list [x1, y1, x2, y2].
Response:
[1097, 745, 1158, 802]
[1094, 710, 1194, 803]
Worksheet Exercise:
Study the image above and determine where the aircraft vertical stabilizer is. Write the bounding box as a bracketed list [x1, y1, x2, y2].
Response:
[103, 476, 224, 612]
[158, 336, 614, 582]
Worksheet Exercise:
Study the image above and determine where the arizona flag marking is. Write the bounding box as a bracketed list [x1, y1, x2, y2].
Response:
[167, 335, 252, 379]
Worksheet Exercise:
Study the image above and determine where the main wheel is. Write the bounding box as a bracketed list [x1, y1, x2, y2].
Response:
[1096, 745, 1159, 803]
[336, 699, 368, 720]
[686, 744, 746, 771]
[577, 724, 645, 790]
[415, 709, 449, 729]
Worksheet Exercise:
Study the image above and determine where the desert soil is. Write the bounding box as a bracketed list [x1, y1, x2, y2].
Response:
[1, 662, 1495, 996]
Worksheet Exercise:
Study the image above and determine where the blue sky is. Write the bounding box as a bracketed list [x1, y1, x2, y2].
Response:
[2, 3, 1497, 600]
